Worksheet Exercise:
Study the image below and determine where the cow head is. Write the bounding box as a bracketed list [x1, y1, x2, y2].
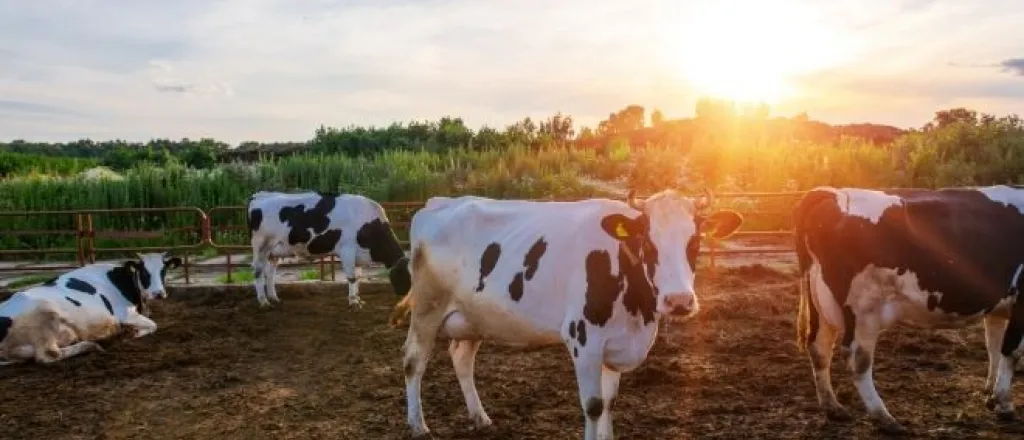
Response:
[601, 189, 742, 319]
[126, 252, 183, 300]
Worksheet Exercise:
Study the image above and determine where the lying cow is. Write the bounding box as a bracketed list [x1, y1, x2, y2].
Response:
[0, 252, 181, 364]
[1, 296, 119, 365]
[794, 185, 1024, 433]
[246, 190, 407, 308]
[390, 190, 742, 440]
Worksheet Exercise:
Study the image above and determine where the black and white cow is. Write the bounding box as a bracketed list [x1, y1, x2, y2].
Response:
[389, 190, 742, 440]
[246, 191, 407, 308]
[794, 185, 1024, 433]
[0, 252, 182, 364]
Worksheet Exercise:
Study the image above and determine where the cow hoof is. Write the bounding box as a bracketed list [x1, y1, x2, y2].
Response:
[875, 420, 908, 436]
[349, 300, 365, 309]
[824, 406, 852, 421]
[997, 408, 1017, 422]
[89, 342, 106, 353]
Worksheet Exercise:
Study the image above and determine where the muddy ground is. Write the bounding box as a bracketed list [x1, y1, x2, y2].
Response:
[2, 265, 1024, 440]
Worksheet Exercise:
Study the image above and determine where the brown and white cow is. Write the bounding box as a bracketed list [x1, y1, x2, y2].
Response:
[794, 185, 1024, 433]
[390, 190, 742, 440]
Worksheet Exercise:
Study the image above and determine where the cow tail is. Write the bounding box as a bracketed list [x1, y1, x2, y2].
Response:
[793, 191, 819, 353]
[389, 245, 428, 328]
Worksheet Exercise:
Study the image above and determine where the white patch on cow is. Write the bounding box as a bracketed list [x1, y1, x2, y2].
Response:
[846, 265, 988, 330]
[809, 256, 844, 329]
[833, 188, 902, 224]
[979, 185, 1024, 215]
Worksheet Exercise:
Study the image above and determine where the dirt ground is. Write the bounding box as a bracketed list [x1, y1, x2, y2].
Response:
[3, 265, 1024, 440]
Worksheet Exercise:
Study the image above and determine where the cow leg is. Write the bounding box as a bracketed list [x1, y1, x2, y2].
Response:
[121, 311, 158, 338]
[251, 239, 273, 308]
[987, 304, 1024, 420]
[37, 341, 105, 363]
[570, 349, 607, 440]
[847, 315, 904, 434]
[808, 319, 850, 420]
[264, 258, 281, 304]
[596, 365, 621, 440]
[339, 246, 363, 309]
[403, 304, 448, 437]
[984, 315, 1008, 394]
[449, 339, 492, 428]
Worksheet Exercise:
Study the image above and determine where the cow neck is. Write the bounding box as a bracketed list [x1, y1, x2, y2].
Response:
[106, 264, 146, 311]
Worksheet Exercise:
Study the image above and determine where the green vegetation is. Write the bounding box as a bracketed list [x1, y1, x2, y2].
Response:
[1, 102, 1022, 261]
[216, 270, 255, 284]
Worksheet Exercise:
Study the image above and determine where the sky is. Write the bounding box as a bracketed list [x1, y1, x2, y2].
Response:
[0, 0, 1022, 145]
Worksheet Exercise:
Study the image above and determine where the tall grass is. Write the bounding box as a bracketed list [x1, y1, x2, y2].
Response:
[0, 145, 629, 255]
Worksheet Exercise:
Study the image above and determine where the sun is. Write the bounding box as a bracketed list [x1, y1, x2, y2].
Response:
[659, 0, 851, 105]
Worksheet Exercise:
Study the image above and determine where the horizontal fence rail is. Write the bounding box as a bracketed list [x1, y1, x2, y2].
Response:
[0, 191, 808, 286]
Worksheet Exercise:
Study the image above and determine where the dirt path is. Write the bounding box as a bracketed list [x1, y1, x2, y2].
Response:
[1, 265, 1022, 439]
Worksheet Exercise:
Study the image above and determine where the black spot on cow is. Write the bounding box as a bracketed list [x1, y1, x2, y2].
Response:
[100, 294, 114, 315]
[65, 296, 82, 307]
[356, 219, 406, 268]
[280, 196, 336, 246]
[582, 250, 623, 327]
[576, 320, 587, 346]
[107, 262, 145, 310]
[585, 397, 604, 420]
[569, 322, 577, 339]
[389, 256, 412, 296]
[65, 278, 96, 295]
[307, 229, 342, 254]
[508, 273, 525, 301]
[0, 316, 13, 341]
[573, 347, 578, 358]
[476, 243, 501, 292]
[620, 245, 657, 325]
[248, 208, 264, 232]
[523, 238, 547, 280]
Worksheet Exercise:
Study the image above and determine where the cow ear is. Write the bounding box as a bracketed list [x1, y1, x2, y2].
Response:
[699, 210, 743, 240]
[123, 261, 141, 272]
[165, 257, 183, 269]
[600, 214, 646, 241]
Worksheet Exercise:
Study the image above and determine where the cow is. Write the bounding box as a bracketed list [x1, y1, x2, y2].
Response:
[794, 185, 1024, 433]
[1, 296, 120, 365]
[246, 191, 407, 308]
[388, 189, 743, 440]
[0, 252, 182, 365]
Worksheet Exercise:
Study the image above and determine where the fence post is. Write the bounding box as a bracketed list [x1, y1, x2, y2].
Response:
[226, 252, 233, 283]
[86, 214, 96, 263]
[183, 250, 191, 284]
[75, 213, 85, 267]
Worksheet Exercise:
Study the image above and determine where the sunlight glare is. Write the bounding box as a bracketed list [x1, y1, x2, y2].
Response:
[660, 0, 851, 105]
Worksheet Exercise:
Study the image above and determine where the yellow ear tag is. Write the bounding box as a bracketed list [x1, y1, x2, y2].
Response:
[615, 222, 629, 239]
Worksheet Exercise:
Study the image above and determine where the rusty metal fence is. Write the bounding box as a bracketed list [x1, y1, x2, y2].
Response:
[0, 192, 805, 285]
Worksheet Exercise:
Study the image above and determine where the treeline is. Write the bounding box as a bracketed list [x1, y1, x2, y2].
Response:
[0, 151, 99, 179]
[0, 99, 906, 173]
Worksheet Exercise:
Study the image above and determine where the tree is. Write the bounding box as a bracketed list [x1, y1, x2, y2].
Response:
[651, 109, 665, 127]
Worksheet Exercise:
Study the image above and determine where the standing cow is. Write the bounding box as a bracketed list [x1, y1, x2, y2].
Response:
[0, 252, 182, 365]
[794, 185, 1024, 433]
[390, 190, 742, 440]
[246, 191, 407, 308]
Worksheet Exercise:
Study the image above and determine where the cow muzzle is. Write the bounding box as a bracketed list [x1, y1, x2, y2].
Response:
[660, 292, 698, 318]
[149, 290, 167, 300]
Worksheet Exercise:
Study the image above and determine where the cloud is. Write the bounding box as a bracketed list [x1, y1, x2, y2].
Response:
[146, 60, 233, 96]
[1001, 58, 1024, 76]
[0, 100, 86, 117]
[0, 0, 1022, 143]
